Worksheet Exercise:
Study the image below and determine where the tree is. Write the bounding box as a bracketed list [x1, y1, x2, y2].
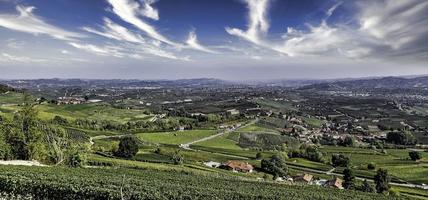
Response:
[409, 151, 422, 161]
[305, 145, 323, 162]
[343, 168, 355, 189]
[114, 136, 139, 158]
[386, 131, 416, 145]
[261, 153, 288, 178]
[256, 152, 263, 160]
[52, 116, 68, 125]
[374, 168, 390, 193]
[9, 96, 45, 160]
[331, 154, 350, 167]
[361, 179, 375, 193]
[0, 126, 12, 160]
[342, 136, 355, 147]
[44, 126, 69, 164]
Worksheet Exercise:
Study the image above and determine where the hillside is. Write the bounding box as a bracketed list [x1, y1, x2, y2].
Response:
[300, 76, 428, 90]
[0, 165, 407, 200]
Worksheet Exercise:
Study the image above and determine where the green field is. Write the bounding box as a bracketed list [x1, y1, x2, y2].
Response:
[35, 103, 153, 123]
[237, 124, 279, 133]
[136, 130, 217, 145]
[194, 132, 243, 150]
[319, 146, 428, 184]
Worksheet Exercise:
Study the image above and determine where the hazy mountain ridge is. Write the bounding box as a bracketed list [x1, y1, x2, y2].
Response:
[300, 76, 428, 90]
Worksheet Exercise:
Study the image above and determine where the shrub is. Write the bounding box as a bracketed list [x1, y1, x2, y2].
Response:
[331, 154, 349, 167]
[114, 136, 139, 158]
[171, 151, 184, 165]
[360, 179, 375, 193]
[367, 162, 376, 170]
[409, 151, 422, 161]
[0, 140, 11, 160]
[67, 150, 86, 167]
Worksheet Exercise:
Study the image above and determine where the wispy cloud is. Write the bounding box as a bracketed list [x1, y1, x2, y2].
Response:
[107, 0, 177, 46]
[185, 30, 218, 54]
[227, 0, 428, 61]
[83, 18, 145, 44]
[225, 0, 270, 45]
[0, 5, 84, 41]
[68, 42, 125, 57]
[358, 0, 428, 51]
[68, 41, 188, 61]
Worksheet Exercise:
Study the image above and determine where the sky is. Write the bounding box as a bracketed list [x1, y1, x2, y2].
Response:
[0, 0, 427, 80]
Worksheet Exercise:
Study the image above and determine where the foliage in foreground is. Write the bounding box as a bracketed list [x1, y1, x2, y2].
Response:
[0, 165, 407, 200]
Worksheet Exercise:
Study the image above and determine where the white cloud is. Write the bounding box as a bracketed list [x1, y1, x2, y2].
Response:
[358, 0, 428, 50]
[276, 22, 347, 57]
[0, 52, 47, 63]
[185, 31, 218, 54]
[227, 0, 428, 61]
[140, 0, 159, 20]
[68, 41, 189, 61]
[107, 0, 177, 46]
[68, 42, 125, 57]
[0, 5, 84, 41]
[83, 18, 145, 44]
[225, 0, 270, 45]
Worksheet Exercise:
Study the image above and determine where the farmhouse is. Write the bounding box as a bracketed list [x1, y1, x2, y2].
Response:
[325, 177, 344, 189]
[221, 160, 253, 173]
[293, 173, 313, 184]
[226, 109, 240, 115]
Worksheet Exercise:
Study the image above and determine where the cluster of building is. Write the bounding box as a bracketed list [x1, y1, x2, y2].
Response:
[56, 97, 103, 105]
[204, 160, 253, 173]
[204, 161, 343, 189]
[289, 173, 344, 189]
[57, 97, 86, 105]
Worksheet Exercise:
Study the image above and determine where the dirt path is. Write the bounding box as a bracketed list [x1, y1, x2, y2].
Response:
[0, 160, 47, 167]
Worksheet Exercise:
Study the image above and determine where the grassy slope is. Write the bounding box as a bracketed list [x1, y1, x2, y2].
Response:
[136, 130, 217, 145]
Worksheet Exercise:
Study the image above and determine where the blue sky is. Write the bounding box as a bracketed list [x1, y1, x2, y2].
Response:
[0, 0, 427, 80]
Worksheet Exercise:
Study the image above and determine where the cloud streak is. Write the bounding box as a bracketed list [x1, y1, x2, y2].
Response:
[227, 0, 428, 61]
[225, 0, 270, 45]
[0, 5, 84, 41]
[83, 18, 145, 44]
[107, 0, 177, 46]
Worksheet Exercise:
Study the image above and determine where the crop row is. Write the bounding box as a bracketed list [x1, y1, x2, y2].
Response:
[0, 165, 406, 200]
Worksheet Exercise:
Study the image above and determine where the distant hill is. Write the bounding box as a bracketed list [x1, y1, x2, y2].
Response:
[300, 76, 428, 90]
[1, 78, 231, 89]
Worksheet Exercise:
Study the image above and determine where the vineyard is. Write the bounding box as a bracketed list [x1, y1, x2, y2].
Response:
[0, 165, 407, 200]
